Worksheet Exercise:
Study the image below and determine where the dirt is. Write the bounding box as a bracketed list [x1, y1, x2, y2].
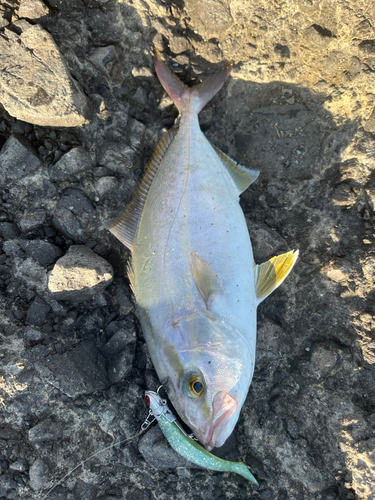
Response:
[0, 0, 375, 499]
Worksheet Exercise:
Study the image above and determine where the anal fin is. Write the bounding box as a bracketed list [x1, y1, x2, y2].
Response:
[103, 127, 177, 251]
[213, 146, 260, 194]
[190, 252, 224, 310]
[255, 250, 298, 304]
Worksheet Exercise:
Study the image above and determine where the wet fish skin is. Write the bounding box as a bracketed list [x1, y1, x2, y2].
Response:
[104, 51, 298, 451]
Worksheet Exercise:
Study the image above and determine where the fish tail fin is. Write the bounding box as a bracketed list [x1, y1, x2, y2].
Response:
[154, 49, 233, 114]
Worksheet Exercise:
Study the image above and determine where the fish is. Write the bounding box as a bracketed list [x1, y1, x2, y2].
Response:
[144, 390, 259, 484]
[104, 50, 298, 451]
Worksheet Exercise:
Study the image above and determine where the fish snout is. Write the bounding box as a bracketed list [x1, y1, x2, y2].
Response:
[204, 391, 238, 451]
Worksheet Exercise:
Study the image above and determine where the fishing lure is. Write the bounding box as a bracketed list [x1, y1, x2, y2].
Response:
[143, 390, 259, 484]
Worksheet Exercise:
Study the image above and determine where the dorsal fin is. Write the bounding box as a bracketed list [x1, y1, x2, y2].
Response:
[213, 146, 260, 194]
[255, 250, 299, 305]
[103, 127, 177, 251]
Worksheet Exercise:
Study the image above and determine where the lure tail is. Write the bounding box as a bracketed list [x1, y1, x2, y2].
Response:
[154, 49, 233, 114]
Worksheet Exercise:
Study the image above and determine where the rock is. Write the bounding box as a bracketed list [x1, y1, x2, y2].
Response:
[24, 326, 44, 343]
[19, 240, 62, 266]
[184, 0, 233, 38]
[52, 188, 95, 243]
[9, 459, 28, 472]
[364, 108, 375, 133]
[28, 418, 63, 443]
[0, 222, 20, 240]
[26, 296, 51, 326]
[18, 209, 47, 233]
[127, 118, 146, 151]
[101, 320, 137, 384]
[107, 346, 135, 383]
[0, 21, 90, 127]
[88, 45, 118, 73]
[102, 328, 137, 358]
[169, 35, 191, 54]
[0, 135, 43, 186]
[132, 86, 148, 107]
[72, 479, 98, 500]
[34, 340, 109, 397]
[29, 459, 50, 491]
[98, 142, 135, 173]
[138, 425, 195, 468]
[18, 0, 49, 19]
[95, 176, 119, 199]
[48, 245, 113, 302]
[49, 147, 93, 181]
[331, 183, 357, 206]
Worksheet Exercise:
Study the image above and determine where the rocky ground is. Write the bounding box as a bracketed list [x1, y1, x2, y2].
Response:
[0, 0, 375, 499]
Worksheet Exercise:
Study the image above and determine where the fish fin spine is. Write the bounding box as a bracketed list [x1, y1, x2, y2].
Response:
[103, 127, 177, 250]
[255, 250, 299, 304]
[213, 146, 260, 193]
[155, 49, 233, 114]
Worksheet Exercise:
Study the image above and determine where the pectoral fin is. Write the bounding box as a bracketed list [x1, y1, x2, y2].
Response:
[190, 252, 224, 310]
[255, 250, 298, 304]
[213, 146, 260, 194]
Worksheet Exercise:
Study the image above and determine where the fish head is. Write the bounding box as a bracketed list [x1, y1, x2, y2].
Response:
[164, 311, 253, 450]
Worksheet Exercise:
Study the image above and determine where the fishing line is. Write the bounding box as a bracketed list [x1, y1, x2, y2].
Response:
[41, 429, 145, 499]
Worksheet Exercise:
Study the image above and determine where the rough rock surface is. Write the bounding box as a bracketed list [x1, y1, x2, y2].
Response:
[48, 245, 113, 301]
[0, 21, 90, 127]
[0, 0, 374, 499]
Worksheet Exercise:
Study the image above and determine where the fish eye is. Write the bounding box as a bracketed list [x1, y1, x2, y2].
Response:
[192, 380, 203, 395]
[186, 373, 205, 398]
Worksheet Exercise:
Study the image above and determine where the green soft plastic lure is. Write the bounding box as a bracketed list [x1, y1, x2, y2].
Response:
[144, 390, 258, 485]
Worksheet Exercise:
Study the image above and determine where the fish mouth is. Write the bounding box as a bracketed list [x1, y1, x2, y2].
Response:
[204, 391, 238, 451]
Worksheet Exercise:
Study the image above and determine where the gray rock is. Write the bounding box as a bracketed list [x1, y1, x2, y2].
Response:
[26, 296, 51, 326]
[0, 222, 20, 240]
[138, 425, 195, 468]
[107, 345, 136, 383]
[95, 176, 119, 199]
[169, 36, 192, 54]
[52, 188, 95, 243]
[48, 245, 113, 302]
[34, 340, 109, 397]
[19, 209, 47, 233]
[29, 459, 50, 491]
[98, 142, 135, 173]
[9, 459, 28, 472]
[102, 328, 137, 358]
[88, 45, 118, 73]
[0, 475, 17, 496]
[18, 0, 49, 19]
[28, 418, 63, 444]
[49, 147, 92, 181]
[127, 118, 146, 151]
[24, 326, 44, 343]
[72, 479, 98, 500]
[0, 135, 43, 186]
[19, 240, 62, 266]
[0, 21, 90, 127]
[133, 86, 148, 107]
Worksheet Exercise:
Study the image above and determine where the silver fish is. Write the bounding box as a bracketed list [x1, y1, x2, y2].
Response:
[104, 50, 298, 451]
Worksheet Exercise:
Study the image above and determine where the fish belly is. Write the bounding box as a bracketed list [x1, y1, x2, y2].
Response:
[133, 125, 257, 361]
